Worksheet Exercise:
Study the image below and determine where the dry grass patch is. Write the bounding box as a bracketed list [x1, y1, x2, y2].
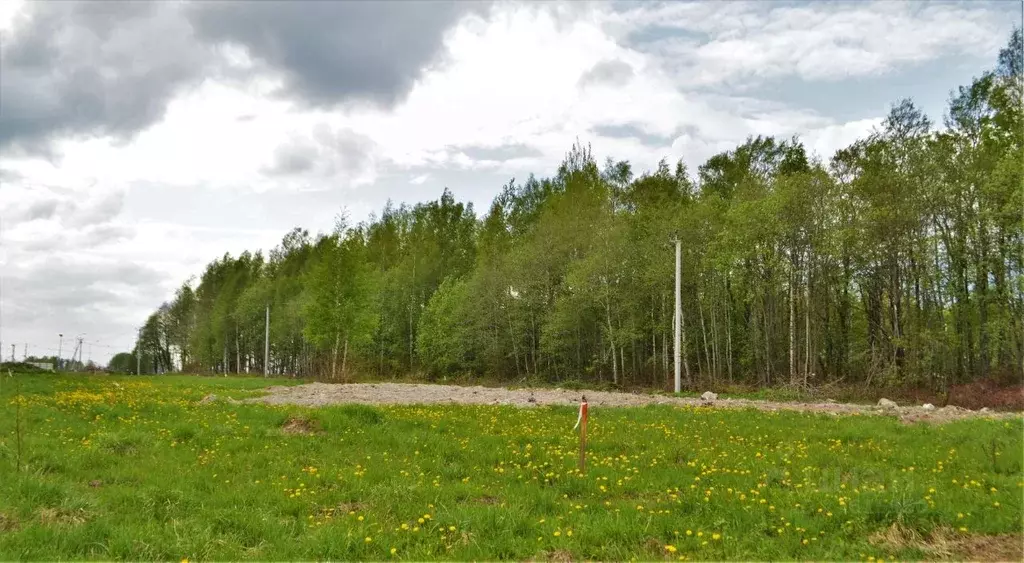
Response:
[280, 416, 322, 435]
[37, 507, 87, 526]
[870, 523, 1024, 561]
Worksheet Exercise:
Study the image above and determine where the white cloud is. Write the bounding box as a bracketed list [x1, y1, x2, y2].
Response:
[607, 1, 1011, 87]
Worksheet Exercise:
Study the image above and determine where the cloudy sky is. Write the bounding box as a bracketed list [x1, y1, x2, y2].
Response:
[0, 0, 1018, 365]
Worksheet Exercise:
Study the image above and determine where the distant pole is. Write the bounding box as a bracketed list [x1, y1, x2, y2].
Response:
[674, 238, 682, 394]
[58, 333, 63, 370]
[136, 327, 142, 375]
[23, 343, 26, 360]
[9, 343, 13, 362]
[264, 304, 270, 377]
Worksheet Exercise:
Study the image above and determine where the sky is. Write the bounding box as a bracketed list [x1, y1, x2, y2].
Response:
[0, 0, 1019, 366]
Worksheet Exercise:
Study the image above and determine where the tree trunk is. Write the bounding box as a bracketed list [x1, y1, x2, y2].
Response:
[604, 283, 618, 385]
[699, 293, 710, 383]
[331, 332, 340, 380]
[342, 337, 349, 380]
[236, 326, 241, 375]
[789, 251, 796, 383]
[726, 276, 733, 384]
[804, 249, 811, 385]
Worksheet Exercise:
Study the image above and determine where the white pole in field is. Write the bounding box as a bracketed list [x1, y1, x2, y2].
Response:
[674, 238, 681, 393]
[264, 304, 270, 377]
[136, 327, 141, 375]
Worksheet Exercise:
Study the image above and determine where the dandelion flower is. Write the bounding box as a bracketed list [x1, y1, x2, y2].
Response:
[665, 545, 677, 553]
[365, 537, 372, 543]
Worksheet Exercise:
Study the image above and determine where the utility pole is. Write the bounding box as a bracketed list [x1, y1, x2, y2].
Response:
[23, 343, 26, 360]
[264, 304, 270, 377]
[136, 327, 142, 375]
[58, 333, 63, 371]
[674, 237, 682, 394]
[9, 343, 13, 362]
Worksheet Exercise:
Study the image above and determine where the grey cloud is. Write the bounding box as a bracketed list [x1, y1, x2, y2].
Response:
[592, 123, 674, 147]
[0, 1, 212, 156]
[23, 199, 59, 221]
[458, 143, 543, 162]
[578, 59, 635, 88]
[267, 141, 318, 176]
[68, 190, 125, 228]
[186, 0, 488, 110]
[1, 0, 488, 155]
[79, 223, 135, 247]
[265, 126, 377, 179]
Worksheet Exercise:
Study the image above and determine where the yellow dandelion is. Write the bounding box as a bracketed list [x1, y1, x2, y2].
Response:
[665, 545, 678, 553]
[365, 537, 372, 543]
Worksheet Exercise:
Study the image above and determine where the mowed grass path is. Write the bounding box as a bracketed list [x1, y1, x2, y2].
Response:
[0, 374, 1021, 561]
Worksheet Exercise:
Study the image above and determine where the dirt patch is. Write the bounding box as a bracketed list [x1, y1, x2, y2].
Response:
[88, 479, 103, 488]
[245, 382, 1021, 424]
[538, 549, 574, 562]
[335, 501, 366, 513]
[471, 495, 500, 505]
[37, 507, 87, 526]
[198, 394, 240, 405]
[870, 523, 1024, 561]
[280, 416, 323, 435]
[0, 513, 18, 532]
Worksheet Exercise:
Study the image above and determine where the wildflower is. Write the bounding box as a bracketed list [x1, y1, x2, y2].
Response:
[365, 537, 373, 543]
[390, 548, 397, 555]
[449, 526, 456, 532]
[665, 545, 678, 553]
[712, 533, 721, 541]
[686, 530, 692, 536]
[554, 531, 561, 537]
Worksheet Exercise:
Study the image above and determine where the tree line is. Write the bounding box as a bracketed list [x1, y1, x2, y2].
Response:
[126, 30, 1022, 390]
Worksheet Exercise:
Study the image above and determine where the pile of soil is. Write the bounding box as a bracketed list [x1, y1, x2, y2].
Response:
[244, 382, 1021, 424]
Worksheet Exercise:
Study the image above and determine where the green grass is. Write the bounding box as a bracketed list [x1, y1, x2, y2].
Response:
[1, 373, 1021, 561]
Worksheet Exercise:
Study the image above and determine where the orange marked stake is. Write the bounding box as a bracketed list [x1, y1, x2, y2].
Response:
[573, 395, 588, 474]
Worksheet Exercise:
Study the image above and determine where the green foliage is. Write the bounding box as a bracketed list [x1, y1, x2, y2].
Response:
[106, 353, 135, 374]
[417, 277, 472, 377]
[139, 29, 1022, 387]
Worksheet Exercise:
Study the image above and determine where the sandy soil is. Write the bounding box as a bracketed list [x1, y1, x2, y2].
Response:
[242, 382, 1021, 424]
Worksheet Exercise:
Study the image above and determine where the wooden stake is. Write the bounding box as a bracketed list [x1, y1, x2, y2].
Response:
[577, 395, 589, 474]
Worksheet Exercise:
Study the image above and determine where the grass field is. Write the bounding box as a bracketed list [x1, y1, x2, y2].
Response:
[1, 374, 1021, 561]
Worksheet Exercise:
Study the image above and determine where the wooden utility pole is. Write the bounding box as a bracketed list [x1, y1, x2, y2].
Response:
[674, 238, 682, 393]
